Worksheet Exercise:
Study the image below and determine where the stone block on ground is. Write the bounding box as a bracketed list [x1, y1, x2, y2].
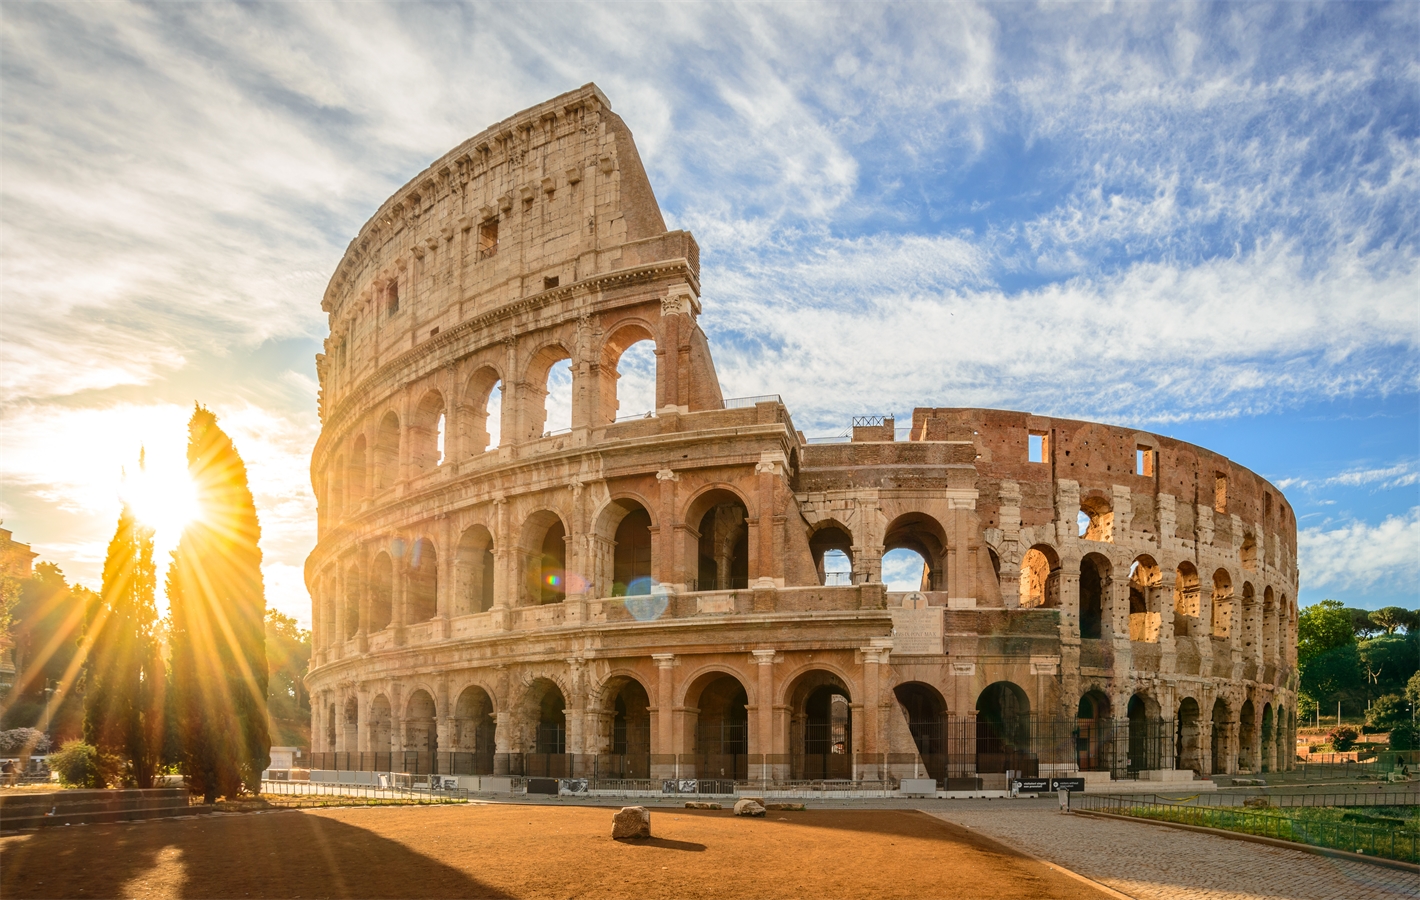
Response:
[733, 799, 765, 817]
[612, 806, 651, 839]
[684, 801, 721, 809]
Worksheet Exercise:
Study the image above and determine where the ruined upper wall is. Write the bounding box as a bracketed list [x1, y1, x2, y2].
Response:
[316, 83, 699, 420]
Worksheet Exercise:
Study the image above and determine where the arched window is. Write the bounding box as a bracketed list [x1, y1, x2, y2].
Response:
[976, 682, 1032, 774]
[407, 538, 438, 622]
[1129, 556, 1161, 642]
[329, 455, 345, 517]
[689, 673, 749, 780]
[809, 524, 854, 586]
[454, 525, 495, 614]
[463, 366, 503, 455]
[1078, 494, 1113, 542]
[370, 552, 394, 631]
[693, 492, 749, 591]
[1211, 569, 1234, 638]
[522, 512, 568, 604]
[1080, 554, 1110, 639]
[883, 513, 946, 591]
[1173, 562, 1200, 637]
[1019, 545, 1060, 608]
[600, 324, 658, 422]
[374, 412, 400, 492]
[612, 505, 653, 596]
[410, 391, 446, 475]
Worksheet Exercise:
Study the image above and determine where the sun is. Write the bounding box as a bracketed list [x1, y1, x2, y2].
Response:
[121, 454, 199, 540]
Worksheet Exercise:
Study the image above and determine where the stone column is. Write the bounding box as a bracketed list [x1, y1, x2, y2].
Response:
[654, 468, 682, 590]
[860, 645, 887, 781]
[492, 497, 513, 630]
[652, 654, 676, 779]
[751, 454, 782, 589]
[752, 650, 776, 782]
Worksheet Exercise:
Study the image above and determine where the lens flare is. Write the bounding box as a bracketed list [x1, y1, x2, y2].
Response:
[121, 451, 199, 542]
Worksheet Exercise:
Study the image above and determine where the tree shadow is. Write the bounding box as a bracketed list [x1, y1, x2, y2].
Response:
[1, 810, 512, 900]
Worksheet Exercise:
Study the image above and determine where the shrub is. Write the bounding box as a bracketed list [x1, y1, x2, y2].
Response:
[1366, 694, 1411, 732]
[1327, 726, 1359, 752]
[1389, 723, 1418, 752]
[47, 740, 116, 788]
[0, 727, 51, 756]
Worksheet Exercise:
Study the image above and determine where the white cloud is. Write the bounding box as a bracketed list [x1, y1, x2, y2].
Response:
[1298, 507, 1420, 592]
[1279, 462, 1420, 491]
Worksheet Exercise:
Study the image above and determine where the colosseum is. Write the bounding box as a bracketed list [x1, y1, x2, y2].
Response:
[304, 84, 1298, 793]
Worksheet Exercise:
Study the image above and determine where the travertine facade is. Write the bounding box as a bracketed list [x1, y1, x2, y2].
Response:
[305, 85, 1297, 786]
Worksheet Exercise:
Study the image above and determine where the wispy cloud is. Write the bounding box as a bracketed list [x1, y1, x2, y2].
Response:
[1298, 507, 1420, 593]
[1279, 462, 1420, 491]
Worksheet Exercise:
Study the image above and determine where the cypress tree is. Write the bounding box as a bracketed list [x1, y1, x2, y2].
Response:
[168, 406, 270, 801]
[85, 499, 161, 786]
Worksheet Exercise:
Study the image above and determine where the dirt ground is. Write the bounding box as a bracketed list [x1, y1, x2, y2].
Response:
[1, 803, 1110, 900]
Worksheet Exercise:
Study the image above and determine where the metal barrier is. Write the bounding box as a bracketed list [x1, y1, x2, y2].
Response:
[261, 778, 469, 806]
[1076, 792, 1419, 864]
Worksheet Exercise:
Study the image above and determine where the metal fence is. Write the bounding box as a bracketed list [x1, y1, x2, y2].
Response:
[1076, 792, 1419, 864]
[260, 778, 469, 807]
[902, 715, 1174, 783]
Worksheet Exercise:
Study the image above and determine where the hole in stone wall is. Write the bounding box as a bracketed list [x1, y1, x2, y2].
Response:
[1136, 445, 1154, 476]
[544, 359, 573, 434]
[479, 220, 498, 259]
[1028, 432, 1048, 463]
[543, 275, 560, 290]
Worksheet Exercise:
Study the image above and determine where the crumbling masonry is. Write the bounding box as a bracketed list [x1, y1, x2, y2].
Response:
[305, 85, 1297, 789]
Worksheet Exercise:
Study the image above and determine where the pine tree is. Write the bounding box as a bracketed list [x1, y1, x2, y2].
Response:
[168, 406, 270, 801]
[84, 499, 162, 787]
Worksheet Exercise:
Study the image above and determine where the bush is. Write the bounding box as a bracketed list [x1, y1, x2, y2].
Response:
[1327, 725, 1359, 752]
[1389, 723, 1418, 752]
[1366, 694, 1411, 732]
[0, 727, 51, 756]
[47, 740, 115, 788]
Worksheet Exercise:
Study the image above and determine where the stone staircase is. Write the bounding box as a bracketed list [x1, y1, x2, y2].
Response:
[0, 787, 212, 832]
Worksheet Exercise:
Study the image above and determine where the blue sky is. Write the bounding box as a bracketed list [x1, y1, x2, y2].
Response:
[1, 2, 1416, 624]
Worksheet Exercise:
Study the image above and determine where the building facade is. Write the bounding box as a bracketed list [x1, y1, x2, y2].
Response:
[305, 84, 1298, 787]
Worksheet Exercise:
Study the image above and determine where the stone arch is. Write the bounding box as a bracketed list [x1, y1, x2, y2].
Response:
[598, 320, 658, 424]
[461, 364, 504, 455]
[342, 696, 358, 751]
[808, 520, 855, 586]
[348, 434, 367, 503]
[1260, 702, 1275, 773]
[684, 486, 751, 592]
[373, 411, 400, 493]
[1176, 696, 1202, 774]
[592, 496, 655, 598]
[785, 668, 853, 780]
[369, 551, 394, 631]
[894, 681, 948, 784]
[451, 684, 497, 774]
[1128, 555, 1161, 642]
[1240, 531, 1258, 572]
[1235, 697, 1255, 774]
[1212, 568, 1234, 638]
[1209, 692, 1232, 772]
[404, 688, 438, 755]
[1173, 561, 1201, 637]
[525, 341, 574, 440]
[1079, 491, 1114, 542]
[409, 389, 446, 474]
[343, 562, 362, 639]
[883, 512, 948, 591]
[1126, 693, 1165, 774]
[1076, 689, 1112, 772]
[976, 681, 1033, 774]
[1262, 586, 1278, 666]
[591, 672, 653, 778]
[1079, 552, 1111, 639]
[369, 694, 393, 754]
[520, 509, 569, 605]
[1240, 582, 1258, 654]
[514, 677, 569, 759]
[1019, 543, 1061, 608]
[407, 537, 439, 622]
[682, 668, 751, 780]
[453, 523, 496, 615]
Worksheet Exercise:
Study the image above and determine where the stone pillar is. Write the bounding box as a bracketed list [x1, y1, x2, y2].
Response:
[751, 454, 783, 589]
[752, 649, 776, 782]
[652, 654, 676, 778]
[658, 283, 696, 414]
[860, 644, 888, 781]
[492, 497, 513, 630]
[654, 468, 681, 589]
[1059, 571, 1081, 639]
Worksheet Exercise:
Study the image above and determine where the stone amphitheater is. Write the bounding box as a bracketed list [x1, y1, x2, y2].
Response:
[304, 84, 1297, 790]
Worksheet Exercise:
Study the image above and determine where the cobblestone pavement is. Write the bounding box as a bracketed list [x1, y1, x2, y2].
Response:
[925, 804, 1420, 900]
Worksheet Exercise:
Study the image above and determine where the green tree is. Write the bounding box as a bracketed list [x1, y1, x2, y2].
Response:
[168, 406, 270, 802]
[1408, 671, 1420, 709]
[1370, 607, 1413, 635]
[1365, 694, 1411, 732]
[265, 610, 311, 746]
[1298, 600, 1364, 704]
[84, 503, 163, 787]
[1346, 607, 1381, 638]
[1, 564, 90, 740]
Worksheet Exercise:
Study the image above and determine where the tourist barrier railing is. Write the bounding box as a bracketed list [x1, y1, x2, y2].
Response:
[1102, 789, 1419, 810]
[1075, 792, 1419, 864]
[260, 778, 469, 807]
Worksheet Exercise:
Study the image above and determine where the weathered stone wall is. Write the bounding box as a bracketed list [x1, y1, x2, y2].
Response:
[305, 85, 1298, 784]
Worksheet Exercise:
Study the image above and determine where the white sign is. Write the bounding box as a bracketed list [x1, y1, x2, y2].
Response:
[891, 605, 943, 655]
